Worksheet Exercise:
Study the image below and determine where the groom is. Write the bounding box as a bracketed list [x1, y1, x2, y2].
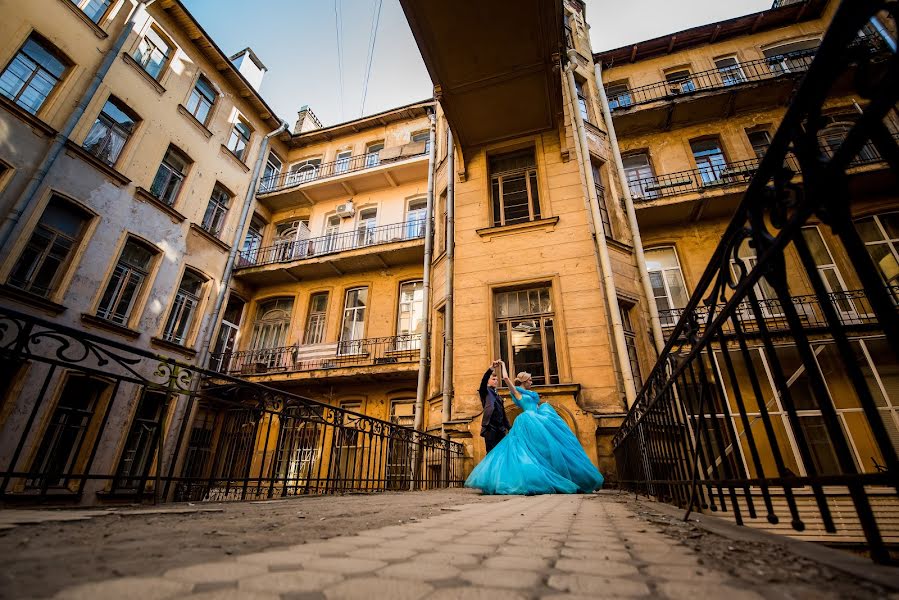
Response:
[478, 360, 511, 453]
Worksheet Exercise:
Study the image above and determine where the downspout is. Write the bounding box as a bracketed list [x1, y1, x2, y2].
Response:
[161, 120, 288, 501]
[0, 0, 158, 253]
[411, 111, 437, 488]
[441, 128, 455, 439]
[564, 50, 637, 407]
[595, 61, 665, 355]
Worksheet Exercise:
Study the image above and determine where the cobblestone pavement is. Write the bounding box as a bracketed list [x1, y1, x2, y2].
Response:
[24, 491, 895, 600]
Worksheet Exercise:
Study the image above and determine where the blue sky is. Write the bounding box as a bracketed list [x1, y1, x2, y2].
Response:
[183, 0, 772, 128]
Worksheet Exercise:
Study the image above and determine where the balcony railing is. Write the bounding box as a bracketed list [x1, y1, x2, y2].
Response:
[658, 288, 898, 339]
[258, 142, 429, 195]
[236, 219, 426, 269]
[772, 0, 806, 8]
[215, 334, 422, 376]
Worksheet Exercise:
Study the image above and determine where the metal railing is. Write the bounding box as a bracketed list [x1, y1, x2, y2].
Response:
[258, 144, 428, 195]
[614, 0, 899, 564]
[772, 0, 807, 8]
[236, 219, 426, 269]
[658, 288, 898, 338]
[215, 334, 422, 376]
[607, 36, 885, 112]
[0, 309, 460, 504]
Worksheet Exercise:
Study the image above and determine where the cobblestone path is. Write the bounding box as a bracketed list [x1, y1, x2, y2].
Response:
[43, 492, 896, 600]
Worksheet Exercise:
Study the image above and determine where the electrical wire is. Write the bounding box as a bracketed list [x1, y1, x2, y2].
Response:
[334, 0, 345, 120]
[359, 0, 383, 117]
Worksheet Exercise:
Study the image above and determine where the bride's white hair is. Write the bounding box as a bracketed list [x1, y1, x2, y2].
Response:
[514, 371, 532, 386]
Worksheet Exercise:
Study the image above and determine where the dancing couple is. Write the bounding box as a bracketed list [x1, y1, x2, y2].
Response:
[466, 360, 604, 495]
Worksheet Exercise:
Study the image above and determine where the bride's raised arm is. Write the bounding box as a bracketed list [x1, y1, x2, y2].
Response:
[501, 362, 522, 402]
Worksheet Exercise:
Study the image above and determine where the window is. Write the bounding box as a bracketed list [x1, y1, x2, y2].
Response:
[801, 226, 858, 318]
[763, 39, 818, 74]
[691, 139, 727, 185]
[606, 81, 632, 110]
[161, 269, 206, 345]
[437, 190, 447, 252]
[185, 76, 216, 124]
[260, 153, 282, 192]
[356, 207, 378, 246]
[322, 215, 341, 253]
[70, 0, 112, 23]
[855, 213, 899, 287]
[9, 196, 90, 297]
[150, 145, 190, 206]
[0, 34, 69, 114]
[406, 198, 427, 239]
[644, 247, 689, 326]
[733, 239, 783, 317]
[339, 287, 368, 354]
[489, 149, 541, 227]
[715, 56, 745, 86]
[240, 215, 265, 265]
[747, 130, 772, 160]
[287, 157, 321, 185]
[495, 286, 559, 385]
[575, 79, 591, 123]
[622, 152, 656, 200]
[334, 149, 352, 174]
[211, 295, 244, 372]
[665, 69, 695, 94]
[251, 298, 293, 356]
[818, 112, 880, 164]
[83, 96, 139, 166]
[27, 375, 109, 489]
[304, 292, 329, 344]
[411, 130, 430, 153]
[620, 303, 643, 385]
[591, 161, 613, 238]
[96, 238, 156, 325]
[201, 184, 231, 237]
[131, 27, 171, 79]
[365, 142, 384, 167]
[227, 118, 252, 161]
[113, 389, 166, 491]
[397, 281, 424, 350]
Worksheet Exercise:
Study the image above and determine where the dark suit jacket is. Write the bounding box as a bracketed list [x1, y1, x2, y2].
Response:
[479, 368, 510, 436]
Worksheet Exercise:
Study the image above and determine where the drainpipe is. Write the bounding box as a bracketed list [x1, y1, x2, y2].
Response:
[594, 62, 665, 356]
[565, 50, 637, 407]
[411, 111, 437, 489]
[0, 0, 158, 253]
[160, 120, 288, 501]
[441, 128, 455, 439]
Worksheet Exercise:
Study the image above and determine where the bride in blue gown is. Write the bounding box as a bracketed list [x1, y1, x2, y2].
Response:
[465, 362, 604, 495]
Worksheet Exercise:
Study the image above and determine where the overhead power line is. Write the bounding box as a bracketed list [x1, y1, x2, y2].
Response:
[360, 0, 383, 117]
[334, 0, 345, 120]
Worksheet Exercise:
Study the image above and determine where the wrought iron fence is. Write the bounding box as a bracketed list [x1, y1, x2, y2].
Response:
[0, 308, 461, 504]
[614, 0, 899, 564]
[257, 144, 428, 195]
[215, 334, 422, 376]
[236, 220, 426, 269]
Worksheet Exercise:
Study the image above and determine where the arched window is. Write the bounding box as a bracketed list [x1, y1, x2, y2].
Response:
[251, 297, 293, 351]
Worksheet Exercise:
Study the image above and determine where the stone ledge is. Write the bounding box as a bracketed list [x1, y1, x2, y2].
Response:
[177, 104, 214, 139]
[219, 144, 251, 173]
[0, 283, 66, 315]
[134, 187, 187, 224]
[121, 53, 166, 95]
[189, 223, 231, 252]
[476, 216, 560, 239]
[150, 336, 197, 358]
[57, 0, 109, 39]
[80, 313, 141, 340]
[0, 94, 57, 137]
[64, 141, 131, 187]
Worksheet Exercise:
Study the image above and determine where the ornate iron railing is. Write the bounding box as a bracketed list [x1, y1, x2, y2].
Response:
[614, 0, 899, 564]
[215, 334, 422, 376]
[257, 144, 428, 195]
[236, 219, 425, 269]
[0, 308, 460, 503]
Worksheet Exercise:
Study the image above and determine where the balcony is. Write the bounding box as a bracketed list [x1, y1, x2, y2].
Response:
[256, 142, 429, 211]
[234, 220, 426, 285]
[214, 334, 422, 382]
[658, 288, 898, 341]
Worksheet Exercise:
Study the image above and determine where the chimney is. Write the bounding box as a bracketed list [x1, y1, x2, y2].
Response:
[294, 105, 323, 134]
[229, 47, 267, 91]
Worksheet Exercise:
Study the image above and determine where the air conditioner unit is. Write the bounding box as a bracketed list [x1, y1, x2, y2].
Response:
[335, 200, 355, 218]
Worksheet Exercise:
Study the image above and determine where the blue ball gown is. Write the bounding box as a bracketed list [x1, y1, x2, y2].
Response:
[465, 386, 604, 495]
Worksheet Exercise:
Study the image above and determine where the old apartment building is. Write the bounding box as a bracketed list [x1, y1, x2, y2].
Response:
[0, 0, 896, 531]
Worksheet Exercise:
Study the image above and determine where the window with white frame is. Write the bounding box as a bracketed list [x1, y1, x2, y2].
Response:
[411, 130, 430, 153]
[665, 68, 696, 94]
[304, 292, 328, 344]
[855, 212, 899, 289]
[691, 138, 728, 185]
[763, 39, 819, 74]
[95, 237, 156, 325]
[287, 157, 321, 184]
[365, 141, 384, 167]
[0, 34, 69, 114]
[83, 96, 139, 166]
[406, 198, 427, 239]
[732, 239, 783, 317]
[185, 76, 216, 125]
[335, 149, 352, 174]
[644, 247, 690, 326]
[69, 0, 112, 23]
[747, 130, 772, 160]
[161, 269, 206, 345]
[150, 145, 190, 206]
[800, 226, 858, 318]
[200, 183, 231, 237]
[112, 388, 166, 491]
[210, 295, 244, 372]
[356, 207, 378, 246]
[622, 152, 657, 200]
[575, 78, 591, 123]
[260, 153, 282, 191]
[495, 285, 560, 386]
[8, 195, 91, 297]
[605, 81, 632, 110]
[251, 297, 293, 352]
[240, 214, 265, 265]
[339, 287, 368, 354]
[227, 118, 252, 161]
[396, 280, 424, 350]
[131, 26, 172, 80]
[620, 302, 642, 385]
[591, 161, 613, 238]
[714, 56, 745, 86]
[490, 148, 541, 227]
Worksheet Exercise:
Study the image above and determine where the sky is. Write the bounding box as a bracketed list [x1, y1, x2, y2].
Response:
[182, 0, 773, 128]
